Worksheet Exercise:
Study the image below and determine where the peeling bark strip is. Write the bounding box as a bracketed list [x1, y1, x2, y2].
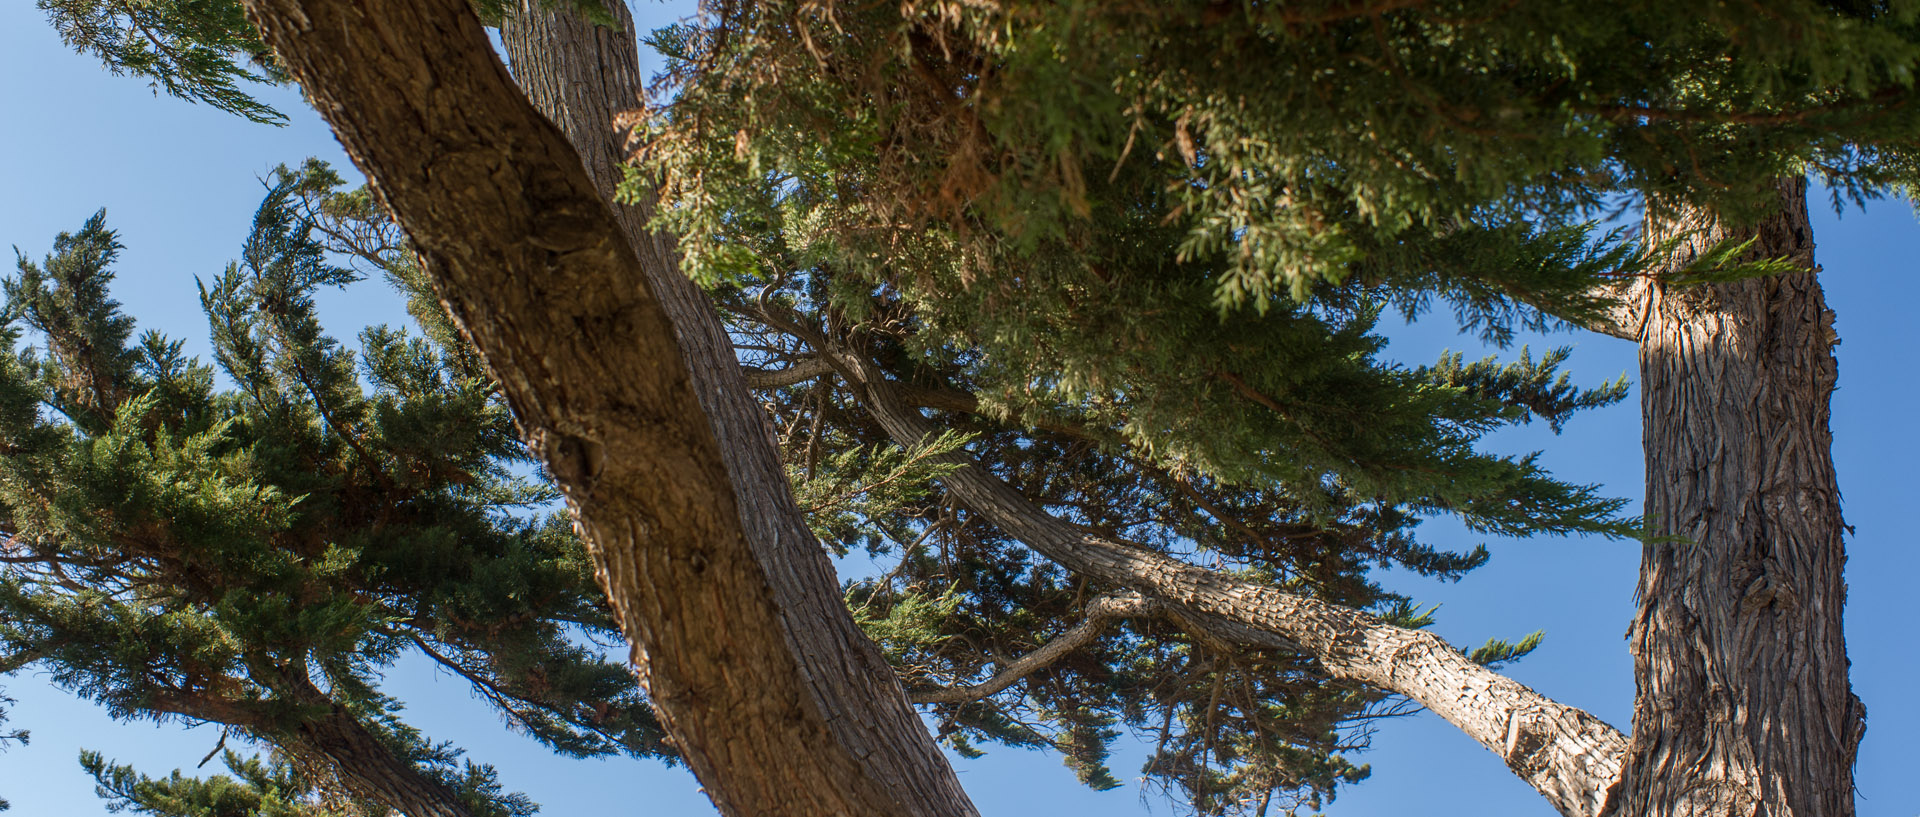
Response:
[1612, 179, 1864, 817]
[236, 1, 976, 816]
[816, 343, 1629, 817]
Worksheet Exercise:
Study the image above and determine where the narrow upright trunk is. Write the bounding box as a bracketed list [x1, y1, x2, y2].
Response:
[1610, 177, 1865, 817]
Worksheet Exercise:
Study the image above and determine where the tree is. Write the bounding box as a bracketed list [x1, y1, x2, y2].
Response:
[34, 0, 1920, 816]
[0, 692, 26, 811]
[1602, 182, 1858, 817]
[627, 4, 1909, 815]
[0, 177, 671, 817]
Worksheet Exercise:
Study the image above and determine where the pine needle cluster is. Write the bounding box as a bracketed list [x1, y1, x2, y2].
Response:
[0, 165, 668, 816]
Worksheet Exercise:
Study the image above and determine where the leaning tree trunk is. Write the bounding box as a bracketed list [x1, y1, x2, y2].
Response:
[289, 689, 473, 817]
[1607, 177, 1866, 817]
[226, 0, 1867, 815]
[236, 1, 979, 816]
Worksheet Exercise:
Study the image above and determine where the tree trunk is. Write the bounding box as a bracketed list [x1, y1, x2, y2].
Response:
[291, 700, 472, 817]
[236, 1, 977, 815]
[1607, 178, 1865, 817]
[228, 2, 1867, 816]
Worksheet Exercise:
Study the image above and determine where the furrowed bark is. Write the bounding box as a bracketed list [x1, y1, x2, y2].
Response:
[1608, 178, 1864, 817]
[290, 696, 471, 817]
[151, 683, 476, 817]
[236, 1, 977, 815]
[812, 338, 1629, 817]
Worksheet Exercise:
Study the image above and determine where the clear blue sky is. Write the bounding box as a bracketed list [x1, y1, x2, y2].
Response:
[1, 4, 1915, 816]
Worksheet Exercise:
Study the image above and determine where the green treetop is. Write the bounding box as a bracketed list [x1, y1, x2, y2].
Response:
[0, 166, 669, 817]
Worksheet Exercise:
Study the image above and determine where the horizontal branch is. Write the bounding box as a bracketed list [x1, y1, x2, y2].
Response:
[743, 356, 835, 388]
[1517, 279, 1646, 341]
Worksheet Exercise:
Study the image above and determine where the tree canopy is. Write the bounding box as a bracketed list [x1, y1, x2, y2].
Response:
[0, 168, 669, 816]
[12, 0, 1920, 815]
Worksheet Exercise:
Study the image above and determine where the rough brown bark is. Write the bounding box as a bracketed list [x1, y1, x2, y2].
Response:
[228, 1, 1864, 816]
[290, 695, 471, 817]
[150, 683, 476, 817]
[235, 1, 976, 816]
[1606, 178, 1865, 817]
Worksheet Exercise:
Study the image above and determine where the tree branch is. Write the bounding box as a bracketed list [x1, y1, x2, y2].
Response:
[1513, 279, 1647, 341]
[743, 356, 835, 388]
[780, 315, 1628, 817]
[909, 591, 1153, 704]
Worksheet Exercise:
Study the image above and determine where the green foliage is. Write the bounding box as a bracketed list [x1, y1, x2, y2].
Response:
[0, 165, 667, 816]
[42, 1, 1920, 814]
[36, 0, 286, 124]
[792, 429, 971, 556]
[643, 0, 1920, 313]
[36, 0, 625, 127]
[769, 327, 1500, 811]
[635, 5, 1678, 561]
[0, 692, 25, 811]
[1468, 631, 1547, 671]
[83, 749, 326, 817]
[1419, 347, 1630, 434]
[622, 2, 1920, 812]
[848, 584, 964, 660]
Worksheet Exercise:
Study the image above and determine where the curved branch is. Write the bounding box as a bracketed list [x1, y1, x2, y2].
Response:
[788, 318, 1627, 817]
[743, 356, 835, 388]
[909, 591, 1152, 704]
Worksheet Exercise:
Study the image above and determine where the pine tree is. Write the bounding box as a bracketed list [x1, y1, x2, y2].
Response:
[621, 3, 1914, 815]
[0, 170, 670, 817]
[30, 1, 1920, 816]
[0, 692, 26, 811]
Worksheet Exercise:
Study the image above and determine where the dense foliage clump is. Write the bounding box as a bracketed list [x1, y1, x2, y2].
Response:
[621, 1, 1920, 811]
[0, 166, 669, 816]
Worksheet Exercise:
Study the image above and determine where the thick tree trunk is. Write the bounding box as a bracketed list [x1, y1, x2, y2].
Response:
[1607, 178, 1865, 817]
[236, 1, 977, 816]
[228, 2, 1864, 817]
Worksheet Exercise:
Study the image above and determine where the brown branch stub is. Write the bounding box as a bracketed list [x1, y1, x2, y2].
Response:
[743, 356, 835, 388]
